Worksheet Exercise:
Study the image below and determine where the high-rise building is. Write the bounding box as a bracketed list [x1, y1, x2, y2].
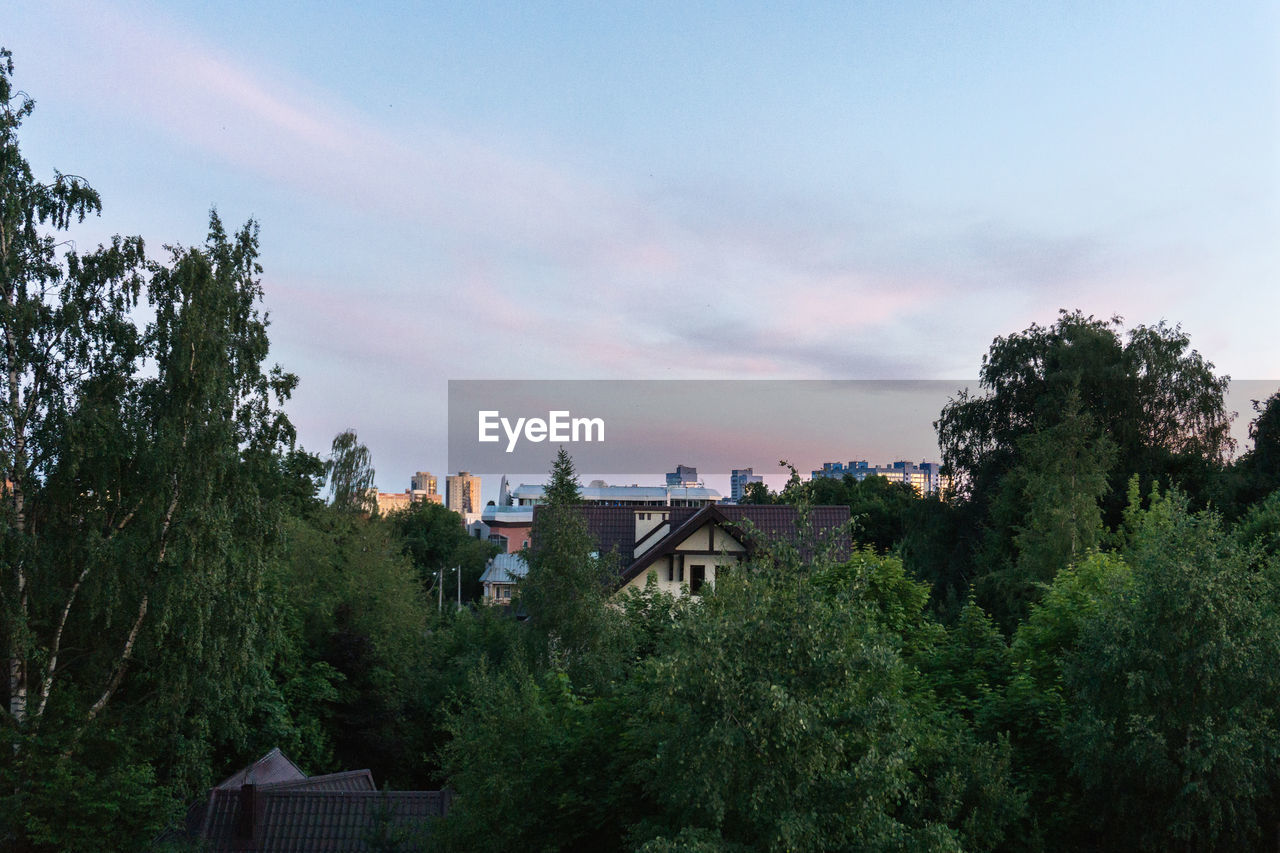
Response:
[666, 464, 699, 487]
[410, 472, 437, 495]
[446, 472, 481, 514]
[730, 468, 764, 502]
[810, 459, 947, 495]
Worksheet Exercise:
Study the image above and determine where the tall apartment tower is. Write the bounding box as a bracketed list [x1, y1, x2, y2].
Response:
[666, 464, 699, 487]
[410, 472, 437, 495]
[730, 468, 763, 502]
[446, 472, 481, 514]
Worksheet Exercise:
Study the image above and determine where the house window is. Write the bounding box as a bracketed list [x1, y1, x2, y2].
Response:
[690, 564, 706, 595]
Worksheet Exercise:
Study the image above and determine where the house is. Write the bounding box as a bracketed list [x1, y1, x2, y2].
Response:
[480, 552, 529, 604]
[173, 748, 450, 851]
[532, 503, 852, 597]
[478, 505, 534, 553]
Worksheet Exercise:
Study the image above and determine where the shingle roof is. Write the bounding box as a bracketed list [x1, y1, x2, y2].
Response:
[533, 505, 640, 566]
[200, 770, 379, 849]
[580, 505, 642, 565]
[251, 790, 449, 852]
[717, 505, 853, 559]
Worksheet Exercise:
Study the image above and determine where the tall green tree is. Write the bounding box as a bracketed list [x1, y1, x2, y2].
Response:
[518, 449, 620, 687]
[0, 50, 300, 848]
[937, 310, 1232, 512]
[977, 393, 1116, 625]
[1, 46, 146, 728]
[325, 428, 375, 512]
[623, 543, 1022, 851]
[931, 310, 1231, 614]
[543, 445, 581, 505]
[268, 505, 431, 787]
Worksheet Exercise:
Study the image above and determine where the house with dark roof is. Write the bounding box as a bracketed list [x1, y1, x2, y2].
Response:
[533, 503, 851, 597]
[172, 748, 450, 851]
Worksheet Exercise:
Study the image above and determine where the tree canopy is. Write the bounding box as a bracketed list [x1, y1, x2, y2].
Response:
[937, 310, 1232, 509]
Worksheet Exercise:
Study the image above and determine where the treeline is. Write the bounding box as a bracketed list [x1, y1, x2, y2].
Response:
[429, 363, 1280, 852]
[5, 46, 1280, 851]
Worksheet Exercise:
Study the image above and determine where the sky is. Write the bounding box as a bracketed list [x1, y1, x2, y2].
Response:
[7, 1, 1280, 498]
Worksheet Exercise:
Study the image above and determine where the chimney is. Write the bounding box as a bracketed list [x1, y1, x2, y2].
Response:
[235, 783, 257, 845]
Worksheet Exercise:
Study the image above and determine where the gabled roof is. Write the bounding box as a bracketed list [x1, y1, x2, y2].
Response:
[215, 746, 306, 788]
[480, 552, 529, 584]
[621, 504, 733, 583]
[537, 505, 641, 565]
[531, 503, 852, 588]
[200, 769, 378, 848]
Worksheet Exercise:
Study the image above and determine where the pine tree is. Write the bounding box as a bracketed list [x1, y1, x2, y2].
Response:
[543, 445, 581, 506]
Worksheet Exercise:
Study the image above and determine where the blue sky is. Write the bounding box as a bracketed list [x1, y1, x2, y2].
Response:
[8, 0, 1279, 493]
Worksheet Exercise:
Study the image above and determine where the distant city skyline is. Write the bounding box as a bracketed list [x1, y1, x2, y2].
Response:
[7, 1, 1278, 489]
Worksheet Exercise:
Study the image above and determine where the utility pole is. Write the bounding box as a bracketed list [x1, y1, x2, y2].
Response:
[438, 566, 443, 613]
[456, 566, 462, 611]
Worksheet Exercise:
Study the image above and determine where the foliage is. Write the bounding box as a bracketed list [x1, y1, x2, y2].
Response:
[975, 393, 1116, 627]
[1234, 490, 1280, 556]
[937, 310, 1231, 514]
[267, 506, 432, 787]
[543, 445, 582, 505]
[438, 525, 1023, 853]
[1221, 389, 1280, 515]
[325, 428, 376, 512]
[622, 545, 1021, 852]
[517, 450, 623, 689]
[737, 479, 773, 505]
[1059, 489, 1280, 851]
[0, 49, 303, 849]
[1245, 390, 1280, 491]
[390, 500, 497, 604]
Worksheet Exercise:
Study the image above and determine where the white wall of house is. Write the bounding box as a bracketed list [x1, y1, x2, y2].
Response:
[619, 521, 746, 596]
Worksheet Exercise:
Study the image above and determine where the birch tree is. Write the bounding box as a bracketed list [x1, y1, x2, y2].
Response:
[0, 48, 296, 764]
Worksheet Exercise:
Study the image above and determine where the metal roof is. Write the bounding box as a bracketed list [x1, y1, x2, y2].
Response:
[215, 747, 306, 789]
[479, 552, 529, 584]
[512, 483, 723, 500]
